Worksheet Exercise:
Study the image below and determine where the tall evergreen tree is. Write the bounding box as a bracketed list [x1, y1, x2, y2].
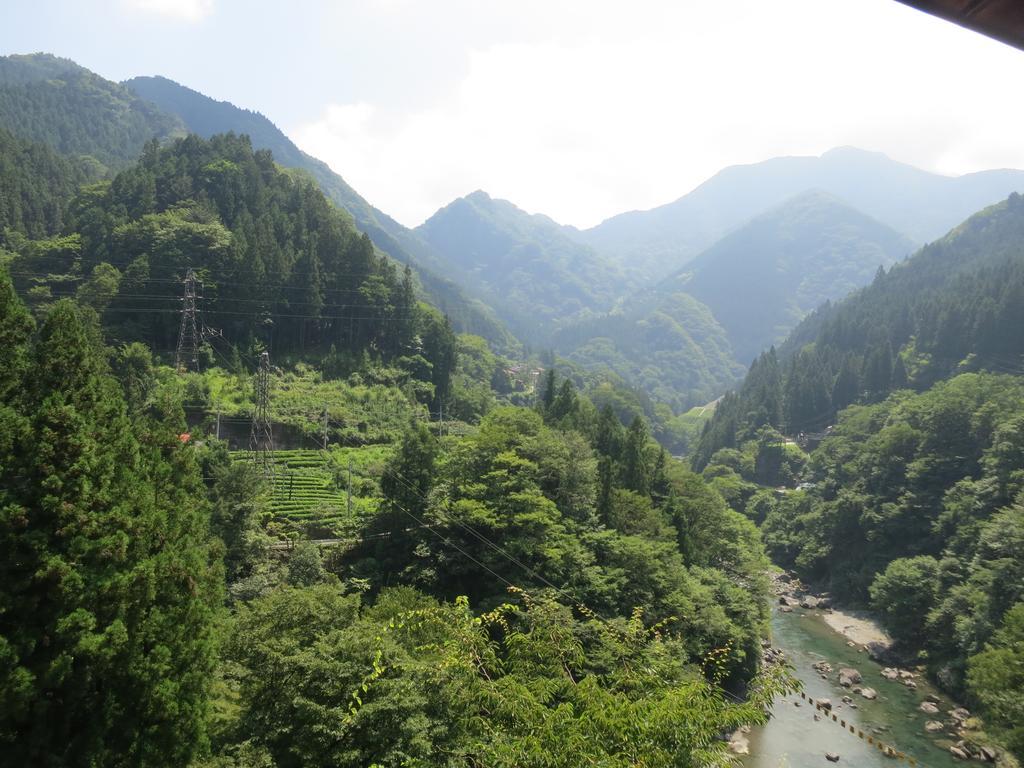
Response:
[621, 416, 650, 495]
[0, 300, 220, 766]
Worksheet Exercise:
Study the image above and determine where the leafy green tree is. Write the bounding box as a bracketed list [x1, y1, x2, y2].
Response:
[287, 540, 328, 587]
[967, 602, 1024, 761]
[869, 556, 940, 647]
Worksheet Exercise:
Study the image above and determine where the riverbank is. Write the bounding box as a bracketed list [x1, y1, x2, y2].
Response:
[821, 608, 891, 647]
[748, 572, 1010, 766]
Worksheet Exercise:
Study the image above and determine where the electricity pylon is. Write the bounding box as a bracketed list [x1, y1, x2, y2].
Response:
[250, 351, 275, 479]
[175, 268, 200, 373]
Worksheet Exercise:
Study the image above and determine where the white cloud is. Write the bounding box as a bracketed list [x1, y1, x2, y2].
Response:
[122, 0, 213, 23]
[291, 0, 1024, 229]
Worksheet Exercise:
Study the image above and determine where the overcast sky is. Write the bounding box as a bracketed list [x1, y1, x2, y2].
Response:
[3, 0, 1024, 228]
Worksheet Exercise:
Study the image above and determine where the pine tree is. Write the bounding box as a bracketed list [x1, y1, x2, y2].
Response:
[0, 300, 220, 766]
[595, 404, 623, 459]
[548, 378, 578, 423]
[831, 355, 861, 411]
[622, 416, 650, 495]
[540, 368, 557, 414]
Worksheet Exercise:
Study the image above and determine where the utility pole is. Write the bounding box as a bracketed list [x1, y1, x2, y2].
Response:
[249, 351, 275, 480]
[215, 406, 221, 440]
[347, 457, 354, 516]
[321, 406, 329, 451]
[175, 268, 200, 373]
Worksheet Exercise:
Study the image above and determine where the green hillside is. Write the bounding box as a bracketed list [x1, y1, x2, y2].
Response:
[551, 291, 743, 412]
[662, 190, 914, 363]
[416, 190, 634, 342]
[124, 74, 517, 351]
[0, 125, 95, 238]
[5, 132, 458, 409]
[693, 192, 1024, 468]
[0, 53, 184, 173]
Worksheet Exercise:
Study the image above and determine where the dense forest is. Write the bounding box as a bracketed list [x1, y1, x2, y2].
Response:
[124, 73, 517, 352]
[0, 267, 791, 765]
[0, 53, 184, 173]
[694, 193, 1024, 467]
[4, 132, 458, 409]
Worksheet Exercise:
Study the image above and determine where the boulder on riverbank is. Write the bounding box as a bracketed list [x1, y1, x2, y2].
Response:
[727, 727, 750, 756]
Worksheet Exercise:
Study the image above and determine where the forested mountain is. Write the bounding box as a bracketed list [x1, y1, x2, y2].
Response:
[0, 125, 95, 237]
[551, 292, 743, 412]
[5, 133, 463, 406]
[416, 191, 634, 342]
[693, 192, 1024, 468]
[659, 191, 914, 363]
[0, 53, 184, 174]
[124, 74, 515, 350]
[574, 146, 1024, 283]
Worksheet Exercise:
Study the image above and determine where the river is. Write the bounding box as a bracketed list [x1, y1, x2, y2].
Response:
[743, 605, 966, 768]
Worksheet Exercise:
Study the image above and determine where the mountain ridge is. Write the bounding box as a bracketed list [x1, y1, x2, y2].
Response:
[574, 146, 1024, 284]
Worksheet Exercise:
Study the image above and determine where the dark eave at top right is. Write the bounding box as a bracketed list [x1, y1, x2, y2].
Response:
[896, 0, 1024, 52]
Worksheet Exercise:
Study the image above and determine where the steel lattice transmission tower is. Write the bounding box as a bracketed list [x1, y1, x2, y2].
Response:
[175, 268, 201, 373]
[249, 351, 275, 479]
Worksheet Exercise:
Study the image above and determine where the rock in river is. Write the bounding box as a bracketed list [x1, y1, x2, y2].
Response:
[859, 687, 877, 700]
[919, 701, 940, 715]
[924, 720, 944, 733]
[838, 668, 862, 687]
[825, 752, 840, 762]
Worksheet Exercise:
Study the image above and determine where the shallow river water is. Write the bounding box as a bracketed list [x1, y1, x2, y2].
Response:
[743, 606, 965, 768]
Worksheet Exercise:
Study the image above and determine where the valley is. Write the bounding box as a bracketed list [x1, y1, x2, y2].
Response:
[1, 17, 1024, 766]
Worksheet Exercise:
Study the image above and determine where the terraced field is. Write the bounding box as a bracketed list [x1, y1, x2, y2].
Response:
[231, 447, 388, 537]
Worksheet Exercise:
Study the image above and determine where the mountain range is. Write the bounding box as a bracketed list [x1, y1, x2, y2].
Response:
[570, 145, 1024, 284]
[3, 51, 1024, 415]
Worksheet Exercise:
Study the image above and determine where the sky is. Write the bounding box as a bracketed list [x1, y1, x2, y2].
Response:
[3, 0, 1024, 229]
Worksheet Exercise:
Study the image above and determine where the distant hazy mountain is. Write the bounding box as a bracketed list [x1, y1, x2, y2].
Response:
[123, 75, 516, 350]
[0, 53, 185, 173]
[416, 191, 635, 342]
[575, 147, 1024, 283]
[659, 190, 915, 363]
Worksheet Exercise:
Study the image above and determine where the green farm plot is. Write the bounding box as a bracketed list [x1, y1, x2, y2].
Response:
[232, 447, 390, 538]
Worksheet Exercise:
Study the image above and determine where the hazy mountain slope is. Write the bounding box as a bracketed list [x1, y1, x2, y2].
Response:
[0, 53, 184, 173]
[658, 191, 914, 363]
[124, 75, 515, 350]
[551, 291, 744, 411]
[416, 191, 635, 343]
[576, 147, 1024, 283]
[692, 192, 1024, 467]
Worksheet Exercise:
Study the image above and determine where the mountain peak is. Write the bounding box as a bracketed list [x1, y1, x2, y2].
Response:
[820, 145, 891, 162]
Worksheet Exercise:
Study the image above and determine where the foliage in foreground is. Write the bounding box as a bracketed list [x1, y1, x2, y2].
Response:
[0, 284, 222, 766]
[204, 584, 793, 768]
